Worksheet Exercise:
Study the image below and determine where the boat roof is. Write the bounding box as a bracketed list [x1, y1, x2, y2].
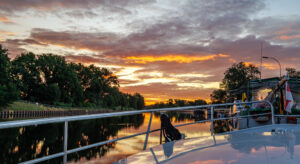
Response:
[117, 124, 300, 164]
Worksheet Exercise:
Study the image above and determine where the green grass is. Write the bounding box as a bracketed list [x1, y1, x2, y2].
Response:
[4, 101, 64, 111]
[3, 101, 135, 111]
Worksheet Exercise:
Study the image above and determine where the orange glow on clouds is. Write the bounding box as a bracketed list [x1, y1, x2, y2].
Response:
[189, 160, 224, 164]
[262, 63, 277, 70]
[0, 30, 16, 36]
[0, 17, 13, 23]
[125, 54, 229, 64]
[279, 35, 300, 40]
[244, 62, 253, 67]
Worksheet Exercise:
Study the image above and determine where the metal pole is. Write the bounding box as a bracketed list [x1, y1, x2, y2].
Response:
[150, 148, 159, 164]
[265, 100, 275, 125]
[247, 107, 249, 128]
[63, 121, 68, 164]
[213, 135, 216, 145]
[260, 42, 263, 79]
[211, 106, 214, 136]
[160, 113, 163, 144]
[143, 112, 154, 150]
[271, 57, 281, 77]
[262, 56, 281, 77]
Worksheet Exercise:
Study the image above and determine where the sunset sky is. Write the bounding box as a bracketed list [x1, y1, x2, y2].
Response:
[1, 0, 300, 105]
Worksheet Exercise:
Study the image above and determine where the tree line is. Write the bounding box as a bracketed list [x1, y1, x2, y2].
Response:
[0, 45, 144, 110]
[149, 98, 207, 108]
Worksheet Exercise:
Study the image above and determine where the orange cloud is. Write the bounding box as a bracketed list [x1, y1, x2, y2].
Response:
[0, 30, 16, 36]
[279, 35, 300, 40]
[0, 17, 13, 23]
[244, 62, 252, 67]
[124, 54, 229, 64]
[262, 63, 277, 70]
[189, 160, 224, 164]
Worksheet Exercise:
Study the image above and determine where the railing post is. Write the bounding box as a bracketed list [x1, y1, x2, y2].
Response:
[143, 112, 154, 150]
[211, 106, 214, 136]
[63, 121, 68, 164]
[160, 112, 163, 144]
[267, 101, 275, 125]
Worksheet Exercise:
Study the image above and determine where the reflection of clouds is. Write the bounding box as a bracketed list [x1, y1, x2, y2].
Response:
[286, 129, 296, 159]
[117, 125, 300, 164]
[188, 160, 224, 164]
[96, 113, 213, 163]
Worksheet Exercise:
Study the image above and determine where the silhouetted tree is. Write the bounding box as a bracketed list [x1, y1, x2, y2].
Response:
[1, 45, 145, 109]
[0, 45, 18, 109]
[150, 98, 207, 109]
[210, 89, 228, 104]
[37, 54, 83, 105]
[11, 52, 42, 101]
[221, 62, 260, 99]
[286, 67, 300, 78]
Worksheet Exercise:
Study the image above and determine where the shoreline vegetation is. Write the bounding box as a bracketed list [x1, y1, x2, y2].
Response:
[0, 45, 144, 111]
[3, 101, 135, 111]
[2, 44, 300, 113]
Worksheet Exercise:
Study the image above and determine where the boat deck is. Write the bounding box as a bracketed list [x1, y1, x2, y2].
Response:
[117, 124, 300, 164]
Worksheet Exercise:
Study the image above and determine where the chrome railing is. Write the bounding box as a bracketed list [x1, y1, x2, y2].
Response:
[0, 100, 274, 164]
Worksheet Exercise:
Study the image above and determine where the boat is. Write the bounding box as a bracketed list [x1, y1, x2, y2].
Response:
[116, 124, 299, 164]
[0, 92, 297, 164]
[115, 77, 300, 163]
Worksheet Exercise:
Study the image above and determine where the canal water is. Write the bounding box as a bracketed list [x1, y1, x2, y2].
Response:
[0, 110, 269, 164]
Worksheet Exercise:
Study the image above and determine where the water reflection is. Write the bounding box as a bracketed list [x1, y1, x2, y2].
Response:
[0, 115, 144, 164]
[118, 126, 300, 164]
[0, 110, 236, 163]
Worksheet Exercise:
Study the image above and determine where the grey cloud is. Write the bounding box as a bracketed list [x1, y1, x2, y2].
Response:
[247, 17, 300, 46]
[65, 10, 98, 19]
[120, 82, 212, 100]
[0, 0, 155, 13]
[30, 28, 120, 51]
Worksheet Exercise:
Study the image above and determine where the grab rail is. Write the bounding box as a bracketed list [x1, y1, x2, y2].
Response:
[0, 100, 274, 164]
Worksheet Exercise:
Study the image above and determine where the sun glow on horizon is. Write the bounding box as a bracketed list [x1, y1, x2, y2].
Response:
[124, 54, 229, 64]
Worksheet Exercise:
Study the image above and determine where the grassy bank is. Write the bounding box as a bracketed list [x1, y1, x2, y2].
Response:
[3, 101, 134, 111]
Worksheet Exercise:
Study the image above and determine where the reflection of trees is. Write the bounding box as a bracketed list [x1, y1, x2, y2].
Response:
[0, 114, 144, 164]
[227, 133, 265, 154]
[166, 112, 194, 122]
[0, 123, 64, 164]
[227, 131, 299, 155]
[213, 120, 233, 134]
[154, 111, 207, 123]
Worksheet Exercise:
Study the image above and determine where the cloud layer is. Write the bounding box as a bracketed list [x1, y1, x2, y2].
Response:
[1, 0, 300, 104]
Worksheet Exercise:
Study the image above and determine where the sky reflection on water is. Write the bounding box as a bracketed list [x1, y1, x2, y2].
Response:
[71, 112, 212, 164]
[1, 111, 220, 164]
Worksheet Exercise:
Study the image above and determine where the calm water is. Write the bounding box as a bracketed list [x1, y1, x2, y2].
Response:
[0, 110, 249, 164]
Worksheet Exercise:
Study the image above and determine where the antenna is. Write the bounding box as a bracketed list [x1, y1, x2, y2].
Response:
[260, 42, 263, 79]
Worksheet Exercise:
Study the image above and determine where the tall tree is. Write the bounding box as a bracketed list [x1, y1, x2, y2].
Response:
[71, 63, 119, 106]
[37, 54, 83, 105]
[135, 93, 145, 110]
[11, 52, 42, 101]
[221, 62, 260, 99]
[286, 68, 300, 78]
[0, 45, 18, 109]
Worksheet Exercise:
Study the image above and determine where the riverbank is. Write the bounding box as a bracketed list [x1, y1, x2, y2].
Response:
[0, 101, 135, 119]
[3, 101, 134, 111]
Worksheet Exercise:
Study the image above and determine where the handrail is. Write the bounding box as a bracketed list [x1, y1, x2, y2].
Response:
[0, 100, 274, 164]
[0, 100, 270, 129]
